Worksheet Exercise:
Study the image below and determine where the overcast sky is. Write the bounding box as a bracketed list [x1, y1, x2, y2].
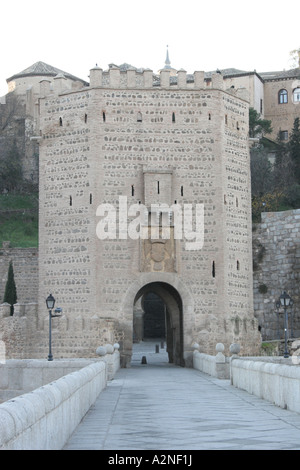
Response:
[0, 0, 299, 96]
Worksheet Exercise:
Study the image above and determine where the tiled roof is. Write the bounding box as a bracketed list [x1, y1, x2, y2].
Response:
[259, 68, 300, 81]
[6, 61, 88, 84]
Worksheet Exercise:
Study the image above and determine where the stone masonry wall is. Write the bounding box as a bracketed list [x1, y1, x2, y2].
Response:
[0, 242, 38, 304]
[253, 209, 300, 340]
[36, 67, 260, 362]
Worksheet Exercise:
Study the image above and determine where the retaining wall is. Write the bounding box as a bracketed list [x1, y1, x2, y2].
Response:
[0, 361, 107, 450]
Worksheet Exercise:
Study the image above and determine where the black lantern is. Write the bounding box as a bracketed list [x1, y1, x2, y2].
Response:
[46, 294, 61, 361]
[277, 291, 294, 358]
[46, 293, 55, 310]
[280, 291, 292, 308]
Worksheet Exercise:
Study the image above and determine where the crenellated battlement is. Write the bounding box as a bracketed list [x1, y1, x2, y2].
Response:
[39, 65, 249, 104]
[89, 65, 222, 90]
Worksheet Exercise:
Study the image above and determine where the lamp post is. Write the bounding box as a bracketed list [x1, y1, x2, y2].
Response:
[46, 294, 62, 361]
[276, 291, 294, 358]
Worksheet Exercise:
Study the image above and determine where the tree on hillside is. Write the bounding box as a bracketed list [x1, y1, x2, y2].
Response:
[0, 140, 23, 192]
[250, 146, 273, 197]
[249, 108, 273, 139]
[289, 117, 300, 183]
[3, 260, 17, 315]
[0, 93, 24, 133]
[289, 48, 300, 68]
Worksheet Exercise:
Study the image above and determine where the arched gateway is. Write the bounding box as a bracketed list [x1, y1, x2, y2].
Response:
[35, 64, 262, 363]
[121, 273, 195, 367]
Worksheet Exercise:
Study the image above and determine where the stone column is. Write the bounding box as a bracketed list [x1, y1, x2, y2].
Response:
[133, 298, 145, 342]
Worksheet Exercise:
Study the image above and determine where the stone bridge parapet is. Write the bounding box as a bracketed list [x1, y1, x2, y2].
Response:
[0, 345, 120, 450]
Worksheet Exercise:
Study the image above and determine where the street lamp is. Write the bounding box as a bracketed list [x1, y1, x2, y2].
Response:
[46, 294, 62, 361]
[276, 291, 294, 358]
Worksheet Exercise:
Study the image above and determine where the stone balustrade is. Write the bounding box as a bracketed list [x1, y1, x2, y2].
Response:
[193, 341, 300, 415]
[192, 342, 239, 379]
[0, 361, 105, 450]
[230, 357, 300, 415]
[0, 344, 120, 450]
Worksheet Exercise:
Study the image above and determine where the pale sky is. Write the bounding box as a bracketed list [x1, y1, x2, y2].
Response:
[0, 0, 299, 97]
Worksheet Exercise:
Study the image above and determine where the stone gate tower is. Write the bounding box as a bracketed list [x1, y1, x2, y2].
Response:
[37, 64, 261, 366]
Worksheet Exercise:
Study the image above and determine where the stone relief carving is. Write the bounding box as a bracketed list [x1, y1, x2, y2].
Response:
[141, 229, 176, 272]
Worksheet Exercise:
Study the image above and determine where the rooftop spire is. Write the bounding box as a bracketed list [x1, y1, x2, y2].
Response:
[164, 45, 171, 69]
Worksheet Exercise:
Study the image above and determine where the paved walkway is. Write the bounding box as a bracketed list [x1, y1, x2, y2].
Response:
[64, 341, 300, 450]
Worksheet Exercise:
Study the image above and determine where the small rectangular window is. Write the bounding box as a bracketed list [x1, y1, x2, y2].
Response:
[280, 130, 288, 141]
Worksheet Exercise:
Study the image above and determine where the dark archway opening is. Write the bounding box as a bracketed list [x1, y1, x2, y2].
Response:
[133, 282, 184, 366]
[143, 293, 166, 339]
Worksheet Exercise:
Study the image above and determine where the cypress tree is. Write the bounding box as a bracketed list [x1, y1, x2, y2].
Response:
[3, 260, 17, 315]
[289, 117, 300, 183]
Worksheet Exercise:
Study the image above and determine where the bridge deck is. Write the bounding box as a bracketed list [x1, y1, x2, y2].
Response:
[64, 341, 300, 450]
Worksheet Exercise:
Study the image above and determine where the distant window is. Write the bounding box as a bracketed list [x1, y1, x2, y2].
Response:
[293, 88, 300, 103]
[260, 99, 263, 114]
[278, 89, 288, 104]
[279, 130, 288, 141]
